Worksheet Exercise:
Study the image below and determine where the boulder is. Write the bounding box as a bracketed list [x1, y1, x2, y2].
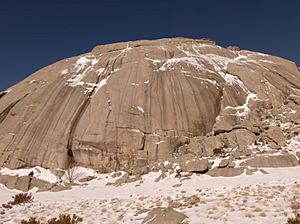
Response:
[0, 175, 31, 191]
[181, 159, 209, 173]
[32, 178, 55, 192]
[188, 136, 225, 157]
[207, 167, 244, 177]
[0, 175, 55, 192]
[50, 169, 65, 178]
[263, 126, 286, 147]
[78, 176, 96, 183]
[224, 129, 257, 149]
[228, 161, 236, 168]
[142, 207, 187, 224]
[218, 159, 229, 168]
[227, 45, 240, 51]
[246, 154, 299, 168]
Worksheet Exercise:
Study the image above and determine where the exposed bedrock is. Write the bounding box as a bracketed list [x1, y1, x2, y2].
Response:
[0, 37, 300, 172]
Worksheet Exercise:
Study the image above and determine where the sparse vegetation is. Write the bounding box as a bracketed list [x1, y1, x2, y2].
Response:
[47, 214, 83, 224]
[20, 217, 41, 224]
[287, 213, 300, 224]
[65, 160, 79, 183]
[2, 193, 33, 209]
[20, 214, 83, 224]
[286, 197, 300, 224]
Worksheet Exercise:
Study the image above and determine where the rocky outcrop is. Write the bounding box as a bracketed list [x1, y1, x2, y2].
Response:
[181, 158, 209, 173]
[142, 207, 187, 224]
[0, 37, 300, 173]
[0, 175, 54, 192]
[246, 154, 299, 168]
[207, 167, 245, 177]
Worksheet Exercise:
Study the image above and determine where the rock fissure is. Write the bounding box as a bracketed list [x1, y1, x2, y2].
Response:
[67, 68, 106, 161]
[213, 126, 252, 136]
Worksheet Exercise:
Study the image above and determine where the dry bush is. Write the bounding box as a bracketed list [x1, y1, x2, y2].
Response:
[65, 160, 79, 183]
[287, 213, 300, 224]
[287, 197, 300, 224]
[21, 217, 41, 224]
[291, 200, 300, 211]
[2, 193, 33, 209]
[259, 212, 267, 217]
[21, 214, 83, 224]
[47, 214, 83, 224]
[253, 207, 262, 213]
[244, 213, 254, 218]
[11, 193, 33, 205]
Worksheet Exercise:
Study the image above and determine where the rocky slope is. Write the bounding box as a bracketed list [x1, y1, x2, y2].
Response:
[0, 37, 300, 175]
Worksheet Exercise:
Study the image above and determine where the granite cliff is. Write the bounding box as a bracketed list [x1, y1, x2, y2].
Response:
[0, 38, 300, 174]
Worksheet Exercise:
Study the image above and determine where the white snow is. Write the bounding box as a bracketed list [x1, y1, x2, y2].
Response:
[136, 106, 144, 113]
[1, 166, 300, 224]
[67, 58, 94, 87]
[60, 69, 68, 75]
[96, 68, 105, 76]
[145, 57, 161, 65]
[155, 140, 165, 145]
[92, 76, 110, 96]
[234, 54, 248, 61]
[111, 68, 120, 73]
[64, 55, 107, 94]
[223, 73, 251, 94]
[75, 56, 92, 71]
[0, 167, 58, 184]
[225, 93, 258, 117]
[260, 59, 274, 64]
[131, 83, 140, 86]
[131, 129, 144, 135]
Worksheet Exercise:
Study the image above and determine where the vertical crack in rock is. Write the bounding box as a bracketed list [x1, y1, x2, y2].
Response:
[0, 94, 28, 125]
[67, 72, 104, 161]
[67, 53, 123, 165]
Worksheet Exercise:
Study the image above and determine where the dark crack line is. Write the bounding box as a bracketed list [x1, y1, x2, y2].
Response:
[67, 56, 122, 164]
[67, 73, 103, 160]
[213, 125, 250, 136]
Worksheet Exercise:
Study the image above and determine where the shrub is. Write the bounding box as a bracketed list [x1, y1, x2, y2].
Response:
[287, 213, 300, 224]
[20, 214, 83, 224]
[47, 214, 83, 224]
[2, 193, 33, 209]
[11, 193, 33, 205]
[20, 217, 41, 224]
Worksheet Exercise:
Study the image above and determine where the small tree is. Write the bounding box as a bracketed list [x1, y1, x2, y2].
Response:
[65, 159, 78, 183]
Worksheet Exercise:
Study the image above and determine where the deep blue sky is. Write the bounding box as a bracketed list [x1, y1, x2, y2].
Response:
[1, 0, 300, 91]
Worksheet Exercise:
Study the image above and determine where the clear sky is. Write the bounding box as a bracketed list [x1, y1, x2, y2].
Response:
[1, 0, 299, 91]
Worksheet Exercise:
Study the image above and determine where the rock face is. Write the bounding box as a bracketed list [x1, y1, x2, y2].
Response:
[0, 37, 300, 172]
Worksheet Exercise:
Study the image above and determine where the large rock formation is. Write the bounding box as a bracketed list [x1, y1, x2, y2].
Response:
[0, 37, 300, 173]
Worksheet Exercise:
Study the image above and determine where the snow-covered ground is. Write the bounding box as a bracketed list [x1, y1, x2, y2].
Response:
[1, 165, 300, 224]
